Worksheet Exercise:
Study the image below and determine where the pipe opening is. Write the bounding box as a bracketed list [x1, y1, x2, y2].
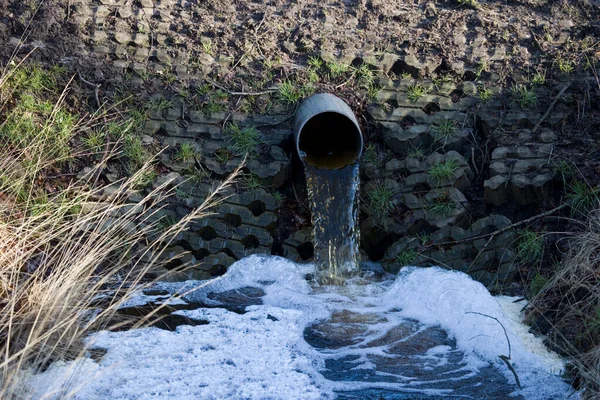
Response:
[298, 112, 362, 170]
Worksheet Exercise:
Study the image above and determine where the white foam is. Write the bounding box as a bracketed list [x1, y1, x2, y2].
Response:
[26, 256, 576, 399]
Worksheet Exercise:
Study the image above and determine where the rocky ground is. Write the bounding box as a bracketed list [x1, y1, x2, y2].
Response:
[1, 0, 599, 283]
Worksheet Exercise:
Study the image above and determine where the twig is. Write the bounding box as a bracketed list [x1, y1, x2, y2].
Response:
[77, 69, 101, 108]
[466, 311, 522, 389]
[425, 202, 570, 250]
[532, 84, 570, 133]
[206, 79, 276, 96]
[467, 234, 495, 272]
[466, 311, 511, 358]
[499, 355, 522, 389]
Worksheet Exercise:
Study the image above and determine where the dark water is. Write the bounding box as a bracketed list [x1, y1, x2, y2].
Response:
[304, 309, 523, 399]
[305, 163, 361, 285]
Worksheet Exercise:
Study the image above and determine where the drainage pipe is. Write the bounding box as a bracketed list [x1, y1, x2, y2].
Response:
[293, 93, 363, 170]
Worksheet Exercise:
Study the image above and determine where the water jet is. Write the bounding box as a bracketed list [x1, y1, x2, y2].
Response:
[293, 93, 363, 285]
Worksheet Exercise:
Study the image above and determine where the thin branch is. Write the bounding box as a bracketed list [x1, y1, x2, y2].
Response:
[425, 202, 570, 250]
[465, 311, 522, 389]
[77, 69, 101, 108]
[532, 84, 570, 133]
[499, 355, 522, 389]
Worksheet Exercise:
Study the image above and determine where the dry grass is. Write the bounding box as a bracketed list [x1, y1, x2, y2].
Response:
[0, 56, 242, 397]
[528, 209, 600, 398]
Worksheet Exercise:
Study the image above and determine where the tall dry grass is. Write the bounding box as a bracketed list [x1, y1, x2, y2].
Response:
[529, 208, 600, 398]
[0, 56, 241, 397]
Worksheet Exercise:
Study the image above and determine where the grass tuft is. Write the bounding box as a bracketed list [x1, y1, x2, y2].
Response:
[432, 120, 456, 144]
[225, 123, 262, 156]
[516, 229, 544, 263]
[367, 181, 396, 223]
[511, 84, 538, 109]
[428, 159, 459, 187]
[406, 83, 430, 102]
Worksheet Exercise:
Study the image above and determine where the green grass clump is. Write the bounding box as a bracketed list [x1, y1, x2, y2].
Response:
[84, 130, 107, 153]
[428, 159, 459, 186]
[367, 181, 396, 222]
[406, 145, 425, 160]
[532, 70, 546, 85]
[529, 272, 549, 297]
[308, 56, 323, 70]
[174, 142, 195, 163]
[363, 143, 379, 165]
[186, 165, 210, 184]
[214, 148, 233, 164]
[552, 160, 574, 186]
[566, 180, 598, 215]
[558, 59, 574, 75]
[396, 248, 418, 266]
[516, 229, 544, 263]
[427, 192, 456, 218]
[243, 173, 264, 190]
[326, 61, 350, 79]
[225, 123, 262, 156]
[477, 86, 493, 102]
[511, 84, 538, 109]
[432, 120, 456, 144]
[278, 79, 314, 104]
[406, 83, 430, 102]
[123, 134, 149, 172]
[148, 97, 173, 112]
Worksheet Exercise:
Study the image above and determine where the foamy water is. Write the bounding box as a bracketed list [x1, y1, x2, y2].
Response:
[27, 255, 576, 399]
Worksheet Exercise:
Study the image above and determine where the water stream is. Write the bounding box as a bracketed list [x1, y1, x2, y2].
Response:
[305, 163, 360, 285]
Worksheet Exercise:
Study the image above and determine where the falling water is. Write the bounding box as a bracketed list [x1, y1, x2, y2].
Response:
[305, 162, 360, 285]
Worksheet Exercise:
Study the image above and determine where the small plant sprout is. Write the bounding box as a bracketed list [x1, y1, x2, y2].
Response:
[532, 70, 546, 85]
[363, 143, 379, 165]
[566, 180, 598, 215]
[326, 61, 350, 79]
[516, 229, 544, 263]
[148, 97, 173, 112]
[226, 123, 262, 156]
[558, 59, 574, 74]
[356, 64, 375, 86]
[396, 248, 418, 266]
[202, 40, 213, 56]
[186, 165, 210, 184]
[278, 80, 303, 104]
[401, 72, 413, 80]
[406, 83, 430, 102]
[214, 148, 233, 164]
[367, 181, 396, 220]
[366, 84, 383, 101]
[552, 159, 574, 186]
[511, 84, 538, 108]
[406, 145, 425, 160]
[427, 191, 456, 218]
[529, 272, 549, 297]
[174, 142, 195, 163]
[428, 159, 459, 186]
[84, 130, 107, 153]
[477, 86, 493, 101]
[243, 173, 264, 190]
[432, 120, 456, 143]
[272, 191, 284, 207]
[308, 56, 323, 70]
[123, 134, 148, 172]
